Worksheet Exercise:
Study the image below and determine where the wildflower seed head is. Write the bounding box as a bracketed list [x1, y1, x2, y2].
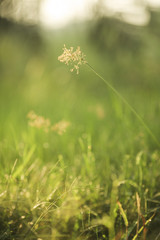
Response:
[51, 120, 70, 135]
[58, 45, 87, 74]
[27, 111, 51, 133]
[27, 111, 71, 135]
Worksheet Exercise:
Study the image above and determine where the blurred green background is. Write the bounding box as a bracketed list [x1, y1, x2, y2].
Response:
[0, 1, 160, 239]
[1, 0, 160, 153]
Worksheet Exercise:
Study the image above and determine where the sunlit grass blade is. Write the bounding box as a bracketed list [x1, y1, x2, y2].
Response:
[132, 212, 156, 240]
[86, 62, 160, 148]
[13, 145, 36, 179]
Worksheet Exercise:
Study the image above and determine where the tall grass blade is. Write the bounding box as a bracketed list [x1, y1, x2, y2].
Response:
[13, 145, 36, 178]
[86, 63, 160, 148]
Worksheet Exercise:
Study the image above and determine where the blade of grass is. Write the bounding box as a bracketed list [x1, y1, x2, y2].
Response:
[86, 62, 160, 148]
[13, 145, 36, 178]
[131, 212, 155, 240]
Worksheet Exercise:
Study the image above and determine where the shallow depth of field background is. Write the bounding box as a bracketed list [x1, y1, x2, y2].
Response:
[0, 0, 160, 239]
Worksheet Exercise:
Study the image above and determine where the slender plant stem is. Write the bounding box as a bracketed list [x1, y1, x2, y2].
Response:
[86, 62, 160, 148]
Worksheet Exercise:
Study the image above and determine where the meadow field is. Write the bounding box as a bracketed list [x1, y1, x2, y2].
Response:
[0, 21, 160, 239]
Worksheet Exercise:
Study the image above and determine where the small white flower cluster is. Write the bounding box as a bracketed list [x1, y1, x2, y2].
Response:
[51, 120, 70, 135]
[27, 111, 50, 132]
[58, 45, 87, 74]
[27, 111, 70, 135]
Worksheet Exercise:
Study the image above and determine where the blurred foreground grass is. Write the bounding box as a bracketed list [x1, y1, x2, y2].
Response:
[0, 24, 160, 239]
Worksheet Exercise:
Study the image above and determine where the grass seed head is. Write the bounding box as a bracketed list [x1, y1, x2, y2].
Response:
[27, 111, 70, 135]
[27, 111, 51, 132]
[51, 120, 70, 135]
[58, 45, 87, 74]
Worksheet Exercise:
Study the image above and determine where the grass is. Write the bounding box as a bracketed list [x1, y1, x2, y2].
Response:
[0, 25, 160, 239]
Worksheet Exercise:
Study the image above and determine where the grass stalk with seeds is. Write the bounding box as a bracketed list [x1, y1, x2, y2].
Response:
[58, 45, 160, 148]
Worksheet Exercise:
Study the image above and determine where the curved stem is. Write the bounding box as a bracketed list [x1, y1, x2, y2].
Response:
[86, 62, 160, 148]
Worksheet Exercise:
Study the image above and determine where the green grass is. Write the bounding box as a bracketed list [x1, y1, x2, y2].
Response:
[0, 27, 160, 239]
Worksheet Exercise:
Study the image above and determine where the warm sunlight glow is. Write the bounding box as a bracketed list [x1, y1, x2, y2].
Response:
[40, 0, 95, 28]
[40, 0, 160, 28]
